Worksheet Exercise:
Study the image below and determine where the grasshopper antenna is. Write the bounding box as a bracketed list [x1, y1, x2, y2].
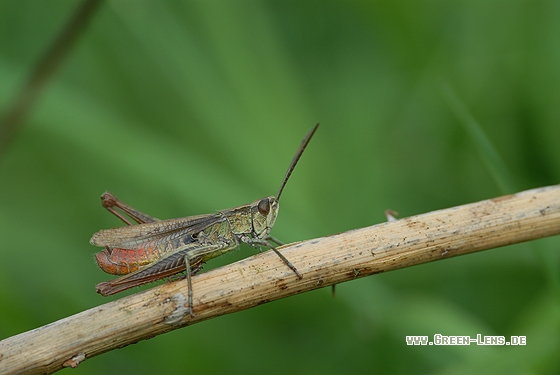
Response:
[276, 123, 319, 202]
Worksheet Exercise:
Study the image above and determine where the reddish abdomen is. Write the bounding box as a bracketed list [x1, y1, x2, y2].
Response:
[95, 246, 162, 275]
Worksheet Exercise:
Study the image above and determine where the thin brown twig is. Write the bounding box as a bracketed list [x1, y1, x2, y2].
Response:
[1, 184, 560, 374]
[0, 0, 102, 156]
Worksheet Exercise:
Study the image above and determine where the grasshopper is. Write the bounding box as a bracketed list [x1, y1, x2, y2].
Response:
[90, 124, 319, 316]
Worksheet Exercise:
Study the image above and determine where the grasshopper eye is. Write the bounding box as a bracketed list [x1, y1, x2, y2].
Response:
[258, 198, 270, 216]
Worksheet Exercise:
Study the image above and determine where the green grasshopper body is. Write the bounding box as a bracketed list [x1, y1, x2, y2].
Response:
[91, 124, 318, 316]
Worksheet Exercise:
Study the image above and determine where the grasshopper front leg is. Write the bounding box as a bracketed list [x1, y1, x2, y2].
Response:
[244, 237, 302, 279]
[183, 253, 198, 318]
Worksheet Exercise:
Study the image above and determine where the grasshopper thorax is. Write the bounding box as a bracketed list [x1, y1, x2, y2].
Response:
[251, 196, 279, 239]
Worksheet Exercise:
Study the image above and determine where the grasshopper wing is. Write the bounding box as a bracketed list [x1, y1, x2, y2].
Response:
[90, 213, 225, 248]
[92, 213, 226, 275]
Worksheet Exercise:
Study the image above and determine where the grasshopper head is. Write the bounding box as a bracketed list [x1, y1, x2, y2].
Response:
[251, 196, 279, 239]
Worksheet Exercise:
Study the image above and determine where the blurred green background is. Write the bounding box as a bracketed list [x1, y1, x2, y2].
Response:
[1, 1, 560, 374]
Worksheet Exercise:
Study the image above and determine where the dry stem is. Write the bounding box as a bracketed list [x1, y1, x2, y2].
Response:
[1, 185, 560, 374]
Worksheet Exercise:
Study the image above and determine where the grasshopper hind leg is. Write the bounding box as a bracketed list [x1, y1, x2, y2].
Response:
[101, 192, 158, 225]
